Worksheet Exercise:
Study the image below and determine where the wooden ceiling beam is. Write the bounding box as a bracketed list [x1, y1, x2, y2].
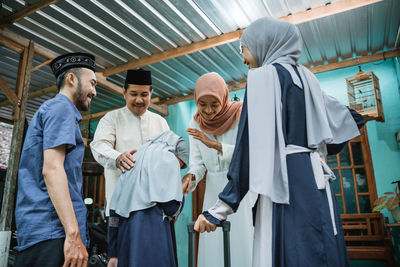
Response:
[103, 30, 243, 77]
[0, 28, 109, 67]
[157, 79, 247, 105]
[0, 35, 24, 54]
[102, 0, 382, 77]
[0, 84, 57, 107]
[0, 116, 13, 125]
[310, 49, 400, 74]
[0, 28, 58, 59]
[0, 28, 151, 108]
[31, 58, 53, 72]
[0, 76, 19, 106]
[25, 84, 57, 100]
[281, 0, 382, 25]
[0, 29, 128, 106]
[0, 27, 167, 115]
[95, 73, 123, 95]
[0, 0, 58, 27]
[81, 108, 119, 122]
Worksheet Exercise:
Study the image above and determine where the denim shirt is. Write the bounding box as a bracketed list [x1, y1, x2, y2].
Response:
[15, 94, 88, 251]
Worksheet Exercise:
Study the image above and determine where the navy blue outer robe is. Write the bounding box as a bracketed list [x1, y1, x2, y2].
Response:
[108, 200, 182, 267]
[205, 63, 364, 266]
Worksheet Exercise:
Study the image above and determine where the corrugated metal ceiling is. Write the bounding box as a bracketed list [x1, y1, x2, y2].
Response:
[0, 0, 399, 120]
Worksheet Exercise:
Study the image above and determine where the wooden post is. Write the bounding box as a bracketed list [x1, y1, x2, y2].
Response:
[0, 41, 35, 266]
[13, 44, 29, 120]
[80, 108, 91, 140]
[0, 0, 59, 27]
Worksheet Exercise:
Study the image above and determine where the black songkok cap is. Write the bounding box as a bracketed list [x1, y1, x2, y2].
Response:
[125, 69, 152, 85]
[50, 52, 96, 79]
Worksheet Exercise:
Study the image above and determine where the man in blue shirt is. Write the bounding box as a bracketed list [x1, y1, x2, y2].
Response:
[14, 53, 97, 267]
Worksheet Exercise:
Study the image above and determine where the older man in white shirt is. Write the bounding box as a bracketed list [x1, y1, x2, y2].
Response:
[90, 69, 169, 215]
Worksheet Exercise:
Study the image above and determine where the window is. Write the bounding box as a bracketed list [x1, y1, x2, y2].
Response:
[327, 127, 378, 214]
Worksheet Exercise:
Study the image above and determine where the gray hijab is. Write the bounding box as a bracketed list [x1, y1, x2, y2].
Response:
[109, 131, 188, 217]
[240, 17, 302, 67]
[242, 17, 360, 204]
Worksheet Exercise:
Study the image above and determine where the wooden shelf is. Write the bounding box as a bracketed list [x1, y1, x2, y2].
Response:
[385, 223, 400, 227]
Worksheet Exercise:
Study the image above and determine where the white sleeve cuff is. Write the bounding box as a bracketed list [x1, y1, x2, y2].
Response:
[208, 199, 234, 221]
[104, 150, 122, 169]
[187, 168, 205, 192]
[189, 180, 197, 192]
[90, 141, 122, 169]
[109, 150, 122, 161]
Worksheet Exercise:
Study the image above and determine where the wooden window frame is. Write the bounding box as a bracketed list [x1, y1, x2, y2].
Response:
[330, 127, 378, 214]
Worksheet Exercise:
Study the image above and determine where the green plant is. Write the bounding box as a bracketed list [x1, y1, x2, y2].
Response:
[373, 180, 400, 212]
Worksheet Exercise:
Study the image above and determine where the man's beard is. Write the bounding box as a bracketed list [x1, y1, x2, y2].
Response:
[73, 79, 90, 111]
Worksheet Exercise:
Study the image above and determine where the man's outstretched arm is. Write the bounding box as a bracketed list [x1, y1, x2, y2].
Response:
[43, 145, 88, 267]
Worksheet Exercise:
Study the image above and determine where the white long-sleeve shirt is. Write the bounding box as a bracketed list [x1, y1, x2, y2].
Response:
[187, 119, 237, 191]
[90, 106, 169, 215]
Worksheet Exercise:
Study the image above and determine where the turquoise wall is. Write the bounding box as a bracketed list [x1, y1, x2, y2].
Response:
[165, 100, 195, 267]
[316, 58, 400, 221]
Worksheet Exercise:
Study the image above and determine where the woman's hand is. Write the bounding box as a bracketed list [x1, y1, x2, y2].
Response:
[194, 214, 216, 233]
[182, 173, 194, 196]
[186, 128, 222, 152]
[108, 257, 118, 267]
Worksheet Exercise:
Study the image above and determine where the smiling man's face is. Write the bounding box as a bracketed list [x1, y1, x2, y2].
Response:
[123, 84, 152, 116]
[73, 68, 97, 111]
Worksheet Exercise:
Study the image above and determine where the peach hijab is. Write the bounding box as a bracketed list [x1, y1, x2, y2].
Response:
[193, 72, 242, 135]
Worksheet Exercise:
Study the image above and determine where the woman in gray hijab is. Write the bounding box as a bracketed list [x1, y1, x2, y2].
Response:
[194, 17, 364, 267]
[107, 130, 188, 267]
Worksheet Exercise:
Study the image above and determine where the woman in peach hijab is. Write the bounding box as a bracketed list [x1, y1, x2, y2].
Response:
[182, 72, 255, 267]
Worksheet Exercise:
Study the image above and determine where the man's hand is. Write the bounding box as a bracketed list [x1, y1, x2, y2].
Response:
[182, 173, 194, 196]
[116, 149, 137, 172]
[194, 214, 216, 233]
[63, 234, 88, 267]
[186, 128, 222, 152]
[108, 257, 118, 267]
